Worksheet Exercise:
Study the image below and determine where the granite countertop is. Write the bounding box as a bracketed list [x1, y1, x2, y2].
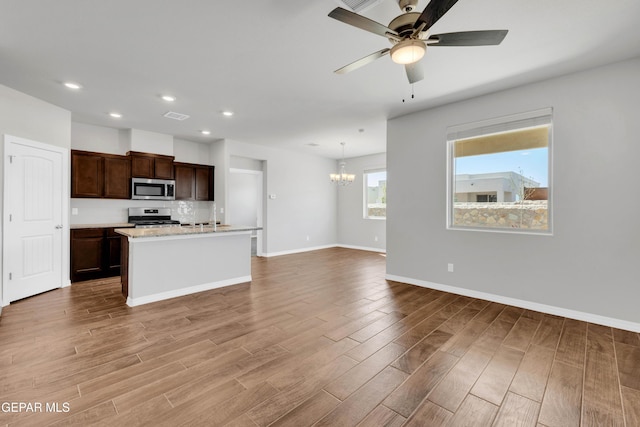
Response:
[71, 223, 134, 229]
[115, 225, 261, 239]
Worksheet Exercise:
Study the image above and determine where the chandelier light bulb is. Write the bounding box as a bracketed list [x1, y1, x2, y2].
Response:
[330, 143, 355, 186]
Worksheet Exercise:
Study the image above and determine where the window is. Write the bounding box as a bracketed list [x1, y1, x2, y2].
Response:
[447, 108, 552, 234]
[364, 169, 386, 219]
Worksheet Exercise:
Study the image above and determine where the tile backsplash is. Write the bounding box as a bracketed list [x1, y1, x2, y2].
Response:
[70, 199, 216, 225]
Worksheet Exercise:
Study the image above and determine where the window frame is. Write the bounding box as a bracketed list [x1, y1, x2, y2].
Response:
[363, 168, 387, 220]
[446, 108, 554, 235]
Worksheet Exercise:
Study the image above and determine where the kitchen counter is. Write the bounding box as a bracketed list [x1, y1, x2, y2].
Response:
[115, 225, 260, 239]
[117, 225, 259, 307]
[71, 223, 134, 229]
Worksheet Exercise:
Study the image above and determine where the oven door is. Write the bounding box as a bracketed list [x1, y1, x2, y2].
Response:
[131, 178, 175, 200]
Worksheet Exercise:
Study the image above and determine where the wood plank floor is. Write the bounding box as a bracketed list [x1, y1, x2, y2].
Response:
[1, 247, 638, 426]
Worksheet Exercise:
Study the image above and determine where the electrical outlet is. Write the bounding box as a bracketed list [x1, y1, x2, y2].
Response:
[306, 235, 310, 241]
[447, 263, 454, 272]
[374, 236, 378, 242]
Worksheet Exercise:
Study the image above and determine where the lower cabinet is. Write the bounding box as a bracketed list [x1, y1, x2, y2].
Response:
[71, 227, 132, 282]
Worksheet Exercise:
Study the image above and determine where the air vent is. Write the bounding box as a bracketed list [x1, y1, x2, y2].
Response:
[334, 0, 384, 12]
[163, 111, 190, 121]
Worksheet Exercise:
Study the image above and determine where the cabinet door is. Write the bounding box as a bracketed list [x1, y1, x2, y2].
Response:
[175, 164, 195, 200]
[106, 228, 123, 276]
[131, 155, 154, 178]
[154, 157, 174, 179]
[71, 151, 103, 198]
[70, 229, 105, 282]
[195, 166, 212, 201]
[104, 156, 131, 199]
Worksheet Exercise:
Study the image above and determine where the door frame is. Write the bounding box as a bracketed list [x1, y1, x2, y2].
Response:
[2, 134, 70, 308]
[229, 168, 264, 257]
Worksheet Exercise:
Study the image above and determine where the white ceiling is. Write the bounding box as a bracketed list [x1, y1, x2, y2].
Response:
[1, 0, 640, 159]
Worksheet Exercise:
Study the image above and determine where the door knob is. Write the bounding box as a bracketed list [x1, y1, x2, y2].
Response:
[55, 225, 63, 229]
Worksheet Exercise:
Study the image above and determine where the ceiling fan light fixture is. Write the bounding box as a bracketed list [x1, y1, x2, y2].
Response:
[390, 39, 426, 64]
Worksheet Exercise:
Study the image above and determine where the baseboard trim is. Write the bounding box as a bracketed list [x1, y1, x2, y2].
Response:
[262, 244, 387, 258]
[336, 244, 386, 254]
[386, 274, 640, 333]
[126, 275, 252, 307]
[262, 245, 338, 258]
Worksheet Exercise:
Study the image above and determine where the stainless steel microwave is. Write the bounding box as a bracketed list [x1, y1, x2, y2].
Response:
[131, 178, 175, 201]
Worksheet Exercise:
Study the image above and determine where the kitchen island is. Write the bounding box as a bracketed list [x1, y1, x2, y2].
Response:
[116, 225, 260, 307]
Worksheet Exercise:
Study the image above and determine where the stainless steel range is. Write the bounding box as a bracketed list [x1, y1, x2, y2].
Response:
[128, 207, 181, 228]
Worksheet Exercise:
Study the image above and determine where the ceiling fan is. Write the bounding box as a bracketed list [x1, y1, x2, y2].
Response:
[328, 0, 508, 84]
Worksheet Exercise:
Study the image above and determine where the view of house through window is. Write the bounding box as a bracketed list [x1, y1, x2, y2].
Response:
[447, 108, 552, 233]
[364, 169, 386, 219]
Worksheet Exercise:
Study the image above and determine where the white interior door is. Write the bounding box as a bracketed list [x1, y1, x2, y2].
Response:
[3, 136, 64, 302]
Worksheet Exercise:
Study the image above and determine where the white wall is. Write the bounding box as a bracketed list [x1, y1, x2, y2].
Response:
[337, 152, 386, 252]
[71, 122, 125, 155]
[127, 129, 173, 155]
[209, 139, 228, 223]
[227, 140, 338, 256]
[0, 83, 72, 308]
[387, 57, 640, 328]
[174, 138, 213, 165]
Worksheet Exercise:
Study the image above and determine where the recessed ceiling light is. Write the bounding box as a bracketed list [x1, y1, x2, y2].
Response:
[64, 82, 82, 90]
[201, 130, 211, 135]
[109, 112, 122, 118]
[161, 95, 176, 102]
[222, 111, 234, 117]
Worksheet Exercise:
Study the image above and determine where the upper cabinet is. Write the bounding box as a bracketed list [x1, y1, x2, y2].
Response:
[71, 151, 103, 198]
[104, 156, 131, 198]
[71, 149, 213, 200]
[174, 162, 214, 201]
[128, 151, 175, 179]
[71, 150, 130, 199]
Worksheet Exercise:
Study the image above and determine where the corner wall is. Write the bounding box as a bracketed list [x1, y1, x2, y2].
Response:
[387, 57, 640, 328]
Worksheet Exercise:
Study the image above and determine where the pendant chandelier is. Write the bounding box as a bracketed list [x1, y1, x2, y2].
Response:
[330, 142, 355, 186]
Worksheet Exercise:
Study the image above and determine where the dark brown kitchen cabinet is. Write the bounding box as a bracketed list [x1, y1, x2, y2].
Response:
[71, 150, 130, 199]
[174, 163, 195, 200]
[174, 162, 214, 201]
[106, 228, 124, 277]
[71, 227, 133, 282]
[195, 166, 213, 200]
[128, 151, 175, 179]
[70, 228, 105, 282]
[103, 156, 131, 198]
[71, 151, 103, 198]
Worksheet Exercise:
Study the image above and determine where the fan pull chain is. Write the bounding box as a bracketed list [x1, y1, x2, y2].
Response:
[402, 84, 416, 103]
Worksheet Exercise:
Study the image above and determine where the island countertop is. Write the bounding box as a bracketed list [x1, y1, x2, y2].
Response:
[115, 225, 261, 239]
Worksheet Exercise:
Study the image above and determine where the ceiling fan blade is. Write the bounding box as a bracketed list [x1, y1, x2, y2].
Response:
[428, 30, 508, 46]
[414, 0, 460, 31]
[334, 48, 391, 74]
[329, 7, 399, 38]
[405, 62, 424, 84]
